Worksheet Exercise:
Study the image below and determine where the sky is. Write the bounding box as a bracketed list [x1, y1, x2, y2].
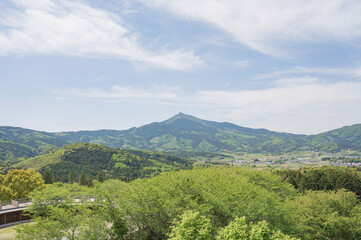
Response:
[1, 0, 361, 134]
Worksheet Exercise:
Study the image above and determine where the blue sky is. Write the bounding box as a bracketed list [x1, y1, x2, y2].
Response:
[1, 0, 361, 134]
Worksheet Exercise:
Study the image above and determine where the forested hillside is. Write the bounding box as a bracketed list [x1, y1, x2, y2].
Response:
[53, 113, 308, 153]
[14, 143, 194, 182]
[307, 124, 361, 152]
[52, 113, 361, 153]
[0, 126, 68, 162]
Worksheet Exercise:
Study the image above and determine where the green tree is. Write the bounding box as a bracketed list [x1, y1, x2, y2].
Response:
[79, 172, 87, 186]
[217, 217, 298, 240]
[217, 217, 248, 240]
[288, 189, 361, 239]
[0, 174, 5, 201]
[0, 169, 44, 200]
[97, 171, 104, 183]
[68, 171, 74, 184]
[169, 210, 213, 240]
[43, 170, 53, 184]
[15, 183, 128, 240]
[117, 167, 295, 239]
[87, 175, 94, 187]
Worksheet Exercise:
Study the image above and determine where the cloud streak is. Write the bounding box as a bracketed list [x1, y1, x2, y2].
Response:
[0, 0, 202, 70]
[53, 78, 361, 134]
[141, 0, 361, 56]
[257, 66, 361, 79]
[52, 85, 180, 103]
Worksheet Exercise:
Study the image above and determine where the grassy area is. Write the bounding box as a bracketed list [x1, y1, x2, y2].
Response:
[0, 223, 32, 240]
[0, 225, 17, 240]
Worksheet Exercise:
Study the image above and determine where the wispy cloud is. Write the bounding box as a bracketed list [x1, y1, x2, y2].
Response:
[140, 0, 361, 57]
[0, 0, 203, 70]
[52, 85, 180, 103]
[256, 66, 361, 79]
[234, 60, 249, 68]
[53, 78, 361, 134]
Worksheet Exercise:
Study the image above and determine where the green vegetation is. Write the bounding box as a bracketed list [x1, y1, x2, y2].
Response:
[52, 113, 309, 154]
[0, 127, 67, 162]
[16, 183, 127, 240]
[309, 124, 361, 151]
[11, 166, 361, 239]
[2, 115, 361, 164]
[289, 190, 361, 239]
[0, 224, 27, 240]
[115, 167, 296, 239]
[277, 166, 361, 197]
[52, 114, 361, 153]
[0, 168, 44, 202]
[15, 143, 194, 182]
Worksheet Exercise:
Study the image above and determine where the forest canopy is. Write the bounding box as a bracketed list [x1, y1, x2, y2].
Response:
[12, 166, 361, 240]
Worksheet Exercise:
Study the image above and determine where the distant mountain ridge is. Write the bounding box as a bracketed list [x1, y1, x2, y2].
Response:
[0, 126, 68, 162]
[1, 113, 360, 162]
[52, 112, 307, 153]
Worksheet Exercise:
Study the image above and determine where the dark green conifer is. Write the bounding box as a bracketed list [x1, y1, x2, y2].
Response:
[43, 170, 53, 184]
[96, 171, 103, 183]
[68, 170, 74, 184]
[87, 175, 94, 187]
[79, 172, 87, 186]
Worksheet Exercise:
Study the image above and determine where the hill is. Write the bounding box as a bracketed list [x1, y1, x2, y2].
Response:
[307, 124, 361, 152]
[14, 142, 194, 182]
[0, 126, 68, 162]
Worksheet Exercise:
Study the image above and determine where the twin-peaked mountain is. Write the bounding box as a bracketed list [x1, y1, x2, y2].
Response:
[1, 113, 361, 162]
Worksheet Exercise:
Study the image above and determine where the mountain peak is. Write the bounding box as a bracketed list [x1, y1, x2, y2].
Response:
[163, 113, 202, 124]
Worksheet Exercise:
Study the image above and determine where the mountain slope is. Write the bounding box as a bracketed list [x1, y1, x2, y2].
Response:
[15, 143, 194, 182]
[308, 124, 361, 151]
[53, 113, 308, 154]
[1, 114, 360, 162]
[0, 126, 68, 162]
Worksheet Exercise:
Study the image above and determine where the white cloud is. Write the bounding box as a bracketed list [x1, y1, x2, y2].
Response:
[352, 67, 361, 78]
[195, 80, 361, 134]
[257, 66, 361, 79]
[53, 79, 361, 134]
[273, 76, 320, 87]
[53, 85, 180, 102]
[234, 60, 249, 68]
[141, 0, 361, 56]
[0, 0, 203, 70]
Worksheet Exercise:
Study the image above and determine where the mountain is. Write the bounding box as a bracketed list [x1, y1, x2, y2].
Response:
[52, 113, 308, 154]
[0, 126, 68, 162]
[1, 114, 360, 163]
[307, 124, 361, 152]
[14, 142, 194, 182]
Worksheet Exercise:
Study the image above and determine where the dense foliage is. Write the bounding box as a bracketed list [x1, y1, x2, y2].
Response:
[114, 167, 297, 239]
[0, 168, 44, 202]
[16, 183, 127, 240]
[288, 190, 361, 239]
[277, 166, 361, 198]
[12, 166, 361, 240]
[15, 143, 194, 182]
